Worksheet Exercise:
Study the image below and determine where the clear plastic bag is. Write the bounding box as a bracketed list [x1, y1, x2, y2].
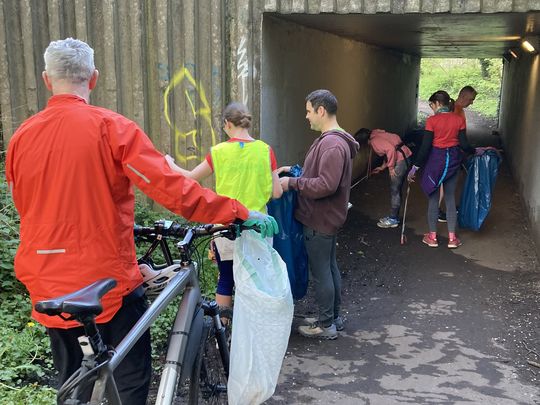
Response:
[228, 230, 294, 405]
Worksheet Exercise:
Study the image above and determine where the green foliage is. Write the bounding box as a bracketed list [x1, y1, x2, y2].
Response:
[0, 383, 56, 405]
[0, 159, 220, 396]
[0, 317, 52, 384]
[419, 58, 503, 118]
[0, 160, 55, 400]
[0, 162, 22, 292]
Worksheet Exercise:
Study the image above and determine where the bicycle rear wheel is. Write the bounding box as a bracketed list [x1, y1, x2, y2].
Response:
[189, 317, 229, 404]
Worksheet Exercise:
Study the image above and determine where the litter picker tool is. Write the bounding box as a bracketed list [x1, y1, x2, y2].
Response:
[351, 148, 373, 189]
[400, 183, 411, 245]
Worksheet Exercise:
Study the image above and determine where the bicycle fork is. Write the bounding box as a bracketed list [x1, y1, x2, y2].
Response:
[155, 286, 201, 405]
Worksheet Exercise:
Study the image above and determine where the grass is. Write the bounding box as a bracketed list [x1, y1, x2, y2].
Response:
[419, 58, 503, 119]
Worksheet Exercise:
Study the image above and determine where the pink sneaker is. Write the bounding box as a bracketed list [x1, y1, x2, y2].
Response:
[448, 237, 462, 249]
[422, 233, 438, 247]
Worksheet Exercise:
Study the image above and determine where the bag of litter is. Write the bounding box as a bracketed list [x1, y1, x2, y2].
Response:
[267, 189, 309, 300]
[228, 230, 294, 405]
[459, 150, 501, 231]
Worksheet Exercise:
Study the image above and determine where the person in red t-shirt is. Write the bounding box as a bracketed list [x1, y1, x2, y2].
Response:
[438, 85, 478, 222]
[165, 102, 282, 314]
[5, 38, 277, 404]
[407, 90, 478, 249]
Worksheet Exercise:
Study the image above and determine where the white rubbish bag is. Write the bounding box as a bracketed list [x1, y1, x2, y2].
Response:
[228, 230, 294, 405]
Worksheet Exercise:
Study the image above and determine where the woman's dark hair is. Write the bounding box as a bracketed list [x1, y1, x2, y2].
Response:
[223, 102, 252, 129]
[428, 90, 455, 110]
[305, 89, 338, 115]
[354, 128, 372, 145]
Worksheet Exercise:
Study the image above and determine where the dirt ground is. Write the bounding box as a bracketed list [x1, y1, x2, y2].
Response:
[266, 117, 540, 404]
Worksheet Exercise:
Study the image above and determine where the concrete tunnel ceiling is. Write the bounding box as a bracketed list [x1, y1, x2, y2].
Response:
[269, 12, 540, 58]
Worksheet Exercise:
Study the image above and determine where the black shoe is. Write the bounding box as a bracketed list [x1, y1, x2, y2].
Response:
[438, 211, 447, 223]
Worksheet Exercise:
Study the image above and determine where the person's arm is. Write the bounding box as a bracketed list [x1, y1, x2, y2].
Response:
[458, 130, 475, 154]
[267, 147, 282, 199]
[277, 166, 291, 175]
[371, 162, 388, 174]
[271, 170, 283, 199]
[384, 141, 398, 170]
[288, 146, 346, 199]
[165, 155, 213, 182]
[413, 130, 434, 168]
[106, 118, 249, 224]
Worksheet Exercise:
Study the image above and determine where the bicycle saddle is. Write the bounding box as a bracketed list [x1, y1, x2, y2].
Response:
[35, 278, 117, 319]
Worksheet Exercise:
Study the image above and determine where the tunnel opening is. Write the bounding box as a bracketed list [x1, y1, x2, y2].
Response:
[261, 11, 535, 166]
[260, 10, 540, 253]
[416, 57, 504, 148]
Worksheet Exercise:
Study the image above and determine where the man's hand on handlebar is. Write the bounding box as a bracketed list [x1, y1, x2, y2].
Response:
[242, 211, 279, 238]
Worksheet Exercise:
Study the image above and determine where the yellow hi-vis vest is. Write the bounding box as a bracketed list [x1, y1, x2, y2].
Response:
[211, 139, 272, 213]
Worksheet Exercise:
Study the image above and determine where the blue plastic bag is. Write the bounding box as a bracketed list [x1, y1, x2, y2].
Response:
[267, 166, 308, 300]
[458, 150, 501, 231]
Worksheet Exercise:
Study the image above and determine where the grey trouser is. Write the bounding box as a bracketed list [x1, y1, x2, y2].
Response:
[389, 158, 410, 218]
[428, 171, 459, 233]
[303, 226, 341, 327]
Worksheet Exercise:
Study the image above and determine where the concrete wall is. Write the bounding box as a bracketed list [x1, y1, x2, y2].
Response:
[261, 16, 420, 169]
[0, 0, 229, 173]
[499, 53, 540, 252]
[262, 0, 540, 14]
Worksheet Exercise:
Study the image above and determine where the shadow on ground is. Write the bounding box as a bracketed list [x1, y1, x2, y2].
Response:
[267, 129, 540, 404]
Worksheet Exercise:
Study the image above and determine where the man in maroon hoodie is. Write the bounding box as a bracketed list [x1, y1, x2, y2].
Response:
[280, 89, 359, 339]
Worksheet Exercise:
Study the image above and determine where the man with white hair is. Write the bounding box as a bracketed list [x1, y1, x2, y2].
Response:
[5, 38, 277, 404]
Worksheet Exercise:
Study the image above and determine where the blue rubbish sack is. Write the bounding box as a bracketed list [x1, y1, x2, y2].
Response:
[267, 165, 308, 300]
[458, 150, 501, 231]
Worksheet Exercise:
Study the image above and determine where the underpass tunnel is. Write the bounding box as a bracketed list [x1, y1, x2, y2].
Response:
[260, 11, 540, 252]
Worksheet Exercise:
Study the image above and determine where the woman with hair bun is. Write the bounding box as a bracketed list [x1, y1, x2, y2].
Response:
[407, 90, 479, 249]
[166, 102, 282, 312]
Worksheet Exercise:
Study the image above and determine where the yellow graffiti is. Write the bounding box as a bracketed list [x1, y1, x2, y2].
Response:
[163, 66, 217, 165]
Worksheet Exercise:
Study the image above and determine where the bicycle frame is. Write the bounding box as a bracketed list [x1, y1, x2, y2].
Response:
[59, 261, 201, 405]
[51, 221, 238, 404]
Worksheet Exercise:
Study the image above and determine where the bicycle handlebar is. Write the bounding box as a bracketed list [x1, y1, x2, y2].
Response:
[134, 220, 253, 240]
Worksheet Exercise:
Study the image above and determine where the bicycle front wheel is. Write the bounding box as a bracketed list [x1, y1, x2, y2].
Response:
[189, 317, 228, 404]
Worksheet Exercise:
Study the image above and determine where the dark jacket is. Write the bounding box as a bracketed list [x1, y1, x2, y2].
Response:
[289, 129, 359, 234]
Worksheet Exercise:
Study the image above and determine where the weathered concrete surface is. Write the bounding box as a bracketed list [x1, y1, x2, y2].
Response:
[499, 53, 540, 261]
[267, 127, 540, 404]
[263, 0, 540, 14]
[271, 12, 538, 58]
[261, 16, 419, 168]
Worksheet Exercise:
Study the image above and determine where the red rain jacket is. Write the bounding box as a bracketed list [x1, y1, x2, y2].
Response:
[5, 94, 249, 328]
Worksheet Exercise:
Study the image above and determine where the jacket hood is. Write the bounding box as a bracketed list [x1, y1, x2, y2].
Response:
[322, 129, 360, 159]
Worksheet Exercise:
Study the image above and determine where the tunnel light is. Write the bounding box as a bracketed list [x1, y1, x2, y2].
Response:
[503, 49, 519, 62]
[521, 37, 538, 53]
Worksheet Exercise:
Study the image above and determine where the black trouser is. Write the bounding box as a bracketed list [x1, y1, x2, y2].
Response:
[47, 288, 151, 405]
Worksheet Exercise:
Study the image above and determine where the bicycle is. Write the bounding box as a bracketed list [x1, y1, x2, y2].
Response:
[35, 220, 242, 405]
